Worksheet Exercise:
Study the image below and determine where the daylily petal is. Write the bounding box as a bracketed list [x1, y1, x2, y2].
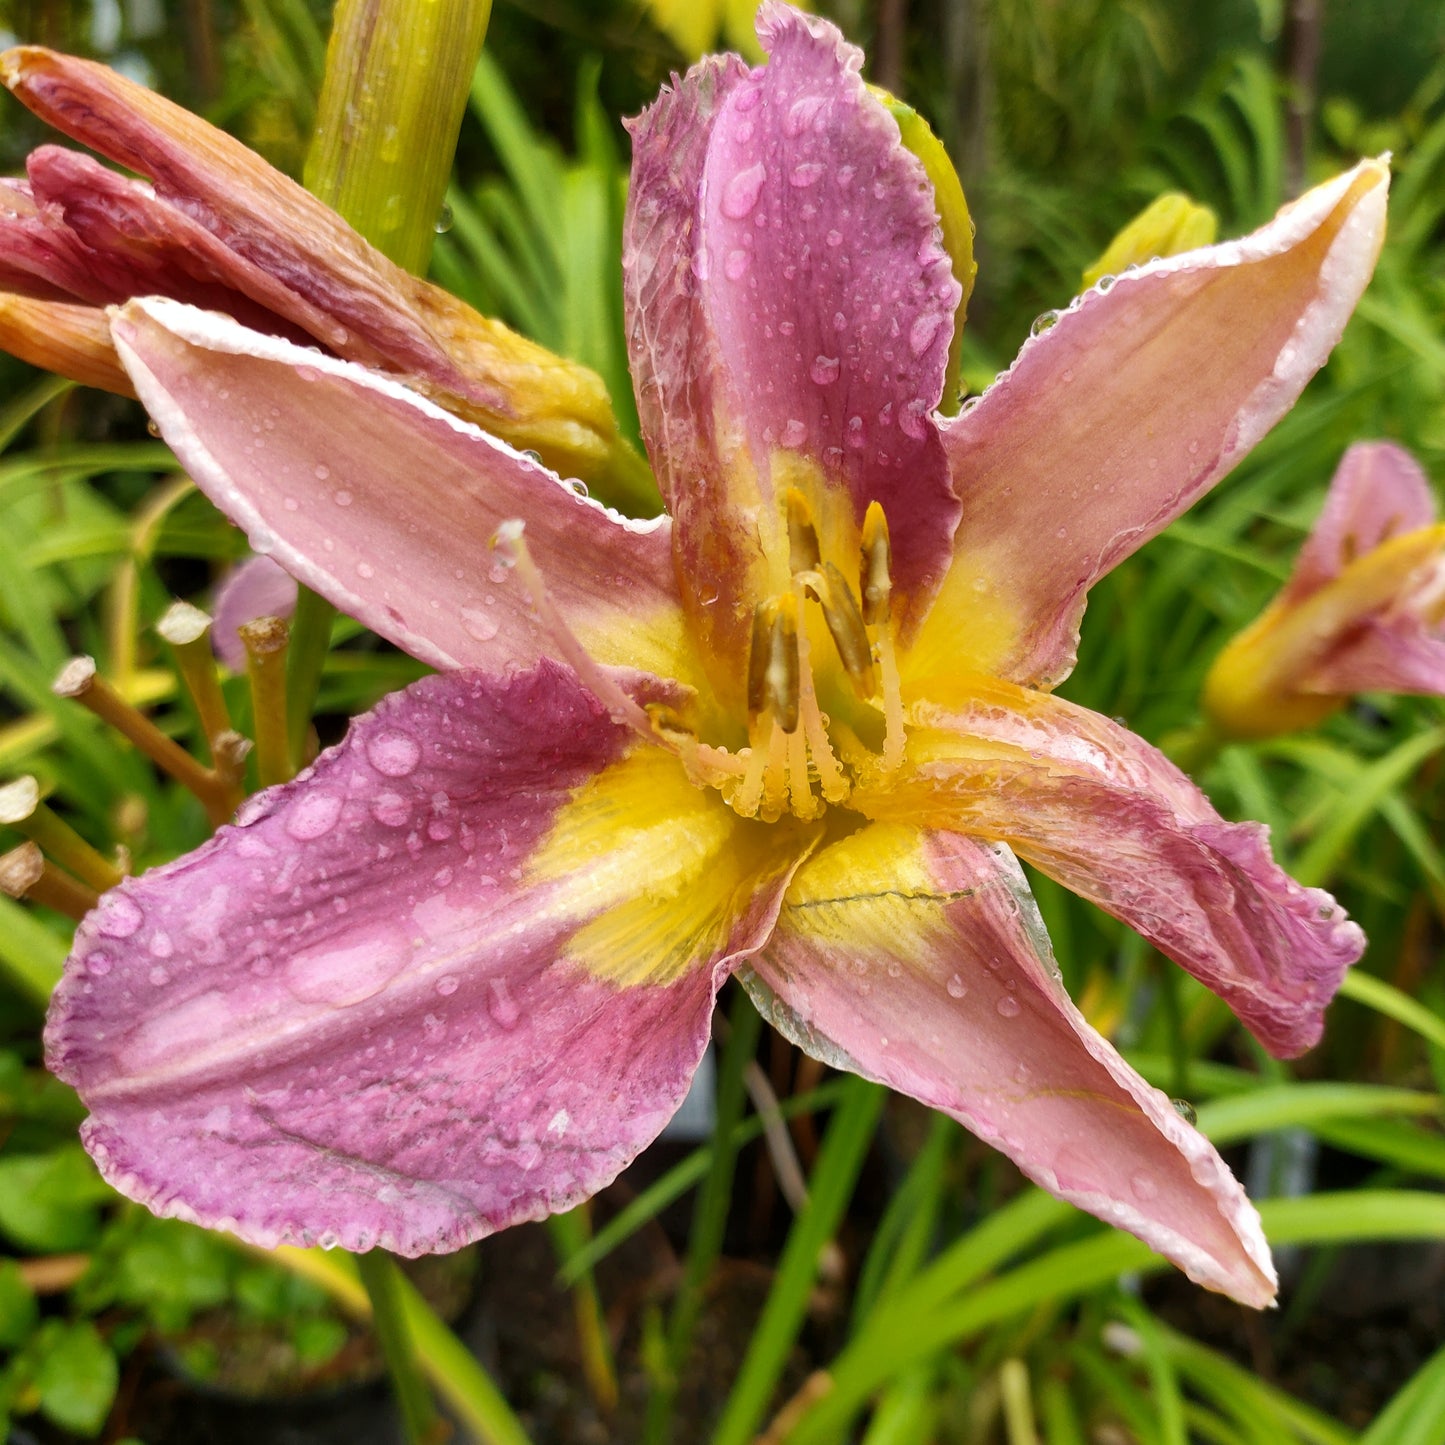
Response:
[212, 555, 299, 672]
[46, 661, 807, 1253]
[1, 46, 631, 483]
[111, 298, 695, 686]
[0, 293, 132, 394]
[741, 822, 1276, 1306]
[1305, 610, 1445, 696]
[1284, 441, 1437, 603]
[861, 675, 1363, 1057]
[910, 159, 1389, 691]
[624, 5, 961, 696]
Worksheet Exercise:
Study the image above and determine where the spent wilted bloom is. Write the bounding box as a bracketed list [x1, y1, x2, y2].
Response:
[40, 6, 1387, 1305]
[1205, 441, 1445, 738]
[0, 44, 641, 495]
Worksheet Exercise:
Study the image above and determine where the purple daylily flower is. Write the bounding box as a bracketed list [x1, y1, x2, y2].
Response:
[1205, 441, 1445, 736]
[44, 6, 1388, 1305]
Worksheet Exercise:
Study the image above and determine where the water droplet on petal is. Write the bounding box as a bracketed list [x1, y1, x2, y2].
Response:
[722, 162, 767, 220]
[995, 995, 1021, 1018]
[367, 729, 421, 778]
[785, 94, 826, 136]
[487, 977, 521, 1030]
[333, 488, 353, 507]
[825, 228, 843, 248]
[810, 355, 840, 386]
[946, 973, 966, 999]
[1170, 1097, 1198, 1126]
[371, 792, 411, 827]
[725, 248, 750, 280]
[908, 313, 942, 357]
[87, 951, 113, 976]
[98, 894, 143, 939]
[780, 418, 807, 448]
[285, 791, 344, 841]
[435, 974, 459, 996]
[314, 464, 331, 481]
[461, 606, 500, 643]
[1030, 310, 1060, 337]
[1131, 1170, 1159, 1201]
[434, 202, 454, 234]
[790, 161, 825, 188]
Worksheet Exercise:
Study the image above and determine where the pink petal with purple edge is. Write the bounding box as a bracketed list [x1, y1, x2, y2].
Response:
[1285, 441, 1438, 603]
[212, 555, 299, 672]
[112, 299, 691, 683]
[696, 5, 960, 631]
[919, 160, 1388, 691]
[624, 50, 757, 684]
[741, 823, 1276, 1305]
[867, 678, 1363, 1057]
[46, 662, 795, 1254]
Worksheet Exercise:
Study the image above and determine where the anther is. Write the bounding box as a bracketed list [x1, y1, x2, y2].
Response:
[860, 502, 893, 626]
[807, 563, 876, 699]
[768, 595, 801, 734]
[785, 488, 822, 575]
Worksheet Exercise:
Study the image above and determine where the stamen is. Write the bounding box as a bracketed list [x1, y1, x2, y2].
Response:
[793, 602, 850, 804]
[785, 488, 822, 575]
[860, 503, 904, 772]
[761, 714, 790, 819]
[1, 841, 99, 921]
[492, 520, 655, 741]
[860, 502, 892, 626]
[768, 595, 801, 733]
[645, 703, 747, 787]
[239, 616, 294, 788]
[732, 715, 774, 818]
[747, 600, 774, 721]
[808, 562, 876, 699]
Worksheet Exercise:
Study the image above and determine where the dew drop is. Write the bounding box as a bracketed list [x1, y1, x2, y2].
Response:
[809, 354, 840, 386]
[371, 792, 411, 828]
[725, 248, 751, 280]
[356, 562, 375, 580]
[825, 228, 843, 248]
[789, 161, 825, 188]
[1130, 1170, 1159, 1201]
[780, 418, 807, 448]
[461, 606, 500, 642]
[1030, 310, 1060, 337]
[367, 729, 421, 778]
[285, 791, 343, 841]
[87, 952, 113, 976]
[845, 415, 866, 448]
[333, 488, 353, 507]
[148, 965, 169, 986]
[785, 94, 826, 136]
[149, 932, 174, 959]
[283, 496, 299, 511]
[946, 972, 966, 999]
[487, 977, 521, 1030]
[995, 995, 1021, 1018]
[314, 464, 331, 481]
[98, 894, 144, 939]
[434, 202, 454, 234]
[1170, 1097, 1198, 1126]
[908, 313, 942, 357]
[146, 418, 161, 438]
[1094, 273, 1117, 293]
[722, 162, 767, 220]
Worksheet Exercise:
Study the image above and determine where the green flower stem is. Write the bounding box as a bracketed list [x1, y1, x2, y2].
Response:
[545, 1205, 618, 1414]
[239, 618, 294, 788]
[156, 602, 237, 765]
[643, 989, 761, 1445]
[283, 586, 335, 772]
[305, 0, 493, 274]
[354, 1250, 443, 1445]
[259, 1244, 532, 1445]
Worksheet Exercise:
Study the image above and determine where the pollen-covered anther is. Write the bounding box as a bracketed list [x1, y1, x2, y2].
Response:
[803, 562, 877, 699]
[860, 502, 905, 773]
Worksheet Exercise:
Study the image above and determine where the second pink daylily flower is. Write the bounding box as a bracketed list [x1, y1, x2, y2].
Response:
[1205, 441, 1445, 737]
[46, 6, 1386, 1305]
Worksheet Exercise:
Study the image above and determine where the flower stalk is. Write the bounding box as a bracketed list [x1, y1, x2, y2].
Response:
[52, 656, 237, 827]
[239, 617, 294, 788]
[156, 601, 235, 761]
[0, 775, 122, 892]
[0, 841, 98, 920]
